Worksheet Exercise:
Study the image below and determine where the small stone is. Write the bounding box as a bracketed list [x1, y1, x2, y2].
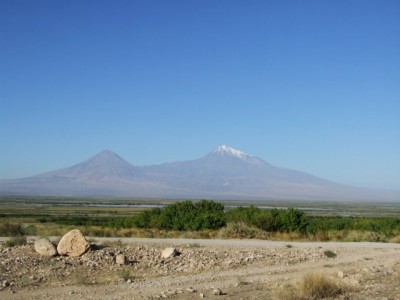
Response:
[162, 247, 178, 259]
[337, 271, 345, 279]
[34, 238, 57, 257]
[126, 279, 132, 284]
[200, 293, 205, 298]
[212, 288, 222, 295]
[186, 287, 196, 293]
[116, 254, 127, 265]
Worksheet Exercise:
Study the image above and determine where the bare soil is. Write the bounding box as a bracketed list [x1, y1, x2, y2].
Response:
[1, 238, 399, 299]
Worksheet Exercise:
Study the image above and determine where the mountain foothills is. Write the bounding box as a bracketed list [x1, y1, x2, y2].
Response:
[0, 145, 398, 201]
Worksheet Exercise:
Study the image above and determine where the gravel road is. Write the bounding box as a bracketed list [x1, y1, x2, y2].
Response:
[1, 237, 400, 299]
[89, 237, 400, 249]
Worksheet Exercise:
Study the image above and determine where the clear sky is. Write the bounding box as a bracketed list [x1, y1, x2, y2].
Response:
[1, 0, 399, 189]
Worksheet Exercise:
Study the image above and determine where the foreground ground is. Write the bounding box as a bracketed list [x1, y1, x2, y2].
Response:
[1, 237, 399, 299]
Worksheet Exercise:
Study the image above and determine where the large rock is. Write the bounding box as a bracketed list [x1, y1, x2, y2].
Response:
[161, 247, 178, 259]
[34, 238, 57, 256]
[57, 229, 90, 257]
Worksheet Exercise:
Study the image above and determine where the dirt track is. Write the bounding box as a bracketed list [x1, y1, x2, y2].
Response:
[89, 237, 400, 249]
[1, 237, 400, 299]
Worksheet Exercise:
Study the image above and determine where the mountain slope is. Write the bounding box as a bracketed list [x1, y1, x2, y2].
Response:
[40, 150, 143, 182]
[0, 146, 398, 201]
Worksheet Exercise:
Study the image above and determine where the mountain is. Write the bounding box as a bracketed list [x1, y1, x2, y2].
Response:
[0, 146, 398, 201]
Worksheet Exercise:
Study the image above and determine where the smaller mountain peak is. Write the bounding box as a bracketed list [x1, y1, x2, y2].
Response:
[90, 149, 124, 162]
[213, 145, 250, 159]
[97, 149, 116, 156]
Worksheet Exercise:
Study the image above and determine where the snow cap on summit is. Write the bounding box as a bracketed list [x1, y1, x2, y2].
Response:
[213, 145, 250, 159]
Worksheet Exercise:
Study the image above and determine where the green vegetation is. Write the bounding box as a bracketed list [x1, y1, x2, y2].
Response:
[0, 222, 26, 236]
[128, 200, 225, 230]
[226, 206, 309, 233]
[1, 197, 399, 243]
[117, 268, 133, 281]
[5, 235, 27, 247]
[323, 250, 337, 258]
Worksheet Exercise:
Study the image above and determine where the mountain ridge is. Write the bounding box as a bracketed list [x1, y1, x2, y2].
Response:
[0, 146, 398, 201]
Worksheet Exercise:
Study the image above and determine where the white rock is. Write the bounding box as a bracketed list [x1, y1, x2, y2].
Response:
[162, 247, 177, 259]
[116, 254, 127, 265]
[212, 288, 222, 295]
[34, 238, 57, 256]
[57, 229, 90, 257]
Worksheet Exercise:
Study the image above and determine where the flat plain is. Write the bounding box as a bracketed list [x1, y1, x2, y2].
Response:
[1, 196, 400, 299]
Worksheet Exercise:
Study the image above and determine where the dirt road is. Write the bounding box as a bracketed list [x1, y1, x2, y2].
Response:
[1, 237, 399, 299]
[89, 236, 400, 249]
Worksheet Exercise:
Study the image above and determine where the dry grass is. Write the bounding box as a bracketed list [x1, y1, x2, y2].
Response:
[100, 239, 124, 248]
[308, 230, 391, 243]
[271, 231, 307, 241]
[301, 273, 343, 299]
[342, 230, 387, 242]
[4, 218, 399, 243]
[274, 283, 302, 300]
[274, 273, 344, 300]
[219, 222, 270, 239]
[388, 233, 400, 243]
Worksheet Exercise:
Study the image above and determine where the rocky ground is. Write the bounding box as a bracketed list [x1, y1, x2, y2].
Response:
[0, 238, 399, 299]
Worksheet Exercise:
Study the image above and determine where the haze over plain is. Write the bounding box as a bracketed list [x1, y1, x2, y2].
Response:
[1, 1, 399, 190]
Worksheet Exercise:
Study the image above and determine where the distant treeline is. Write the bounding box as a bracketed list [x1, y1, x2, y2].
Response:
[39, 200, 400, 239]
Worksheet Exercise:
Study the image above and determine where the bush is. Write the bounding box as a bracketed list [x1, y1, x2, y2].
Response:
[24, 225, 37, 235]
[300, 273, 342, 299]
[0, 222, 25, 236]
[226, 206, 309, 233]
[5, 236, 27, 247]
[323, 250, 337, 258]
[274, 273, 344, 300]
[132, 200, 226, 231]
[222, 222, 268, 239]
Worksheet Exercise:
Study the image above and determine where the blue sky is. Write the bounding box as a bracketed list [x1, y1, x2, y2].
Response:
[1, 0, 399, 189]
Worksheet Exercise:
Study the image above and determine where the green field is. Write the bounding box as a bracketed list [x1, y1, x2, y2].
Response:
[1, 196, 399, 242]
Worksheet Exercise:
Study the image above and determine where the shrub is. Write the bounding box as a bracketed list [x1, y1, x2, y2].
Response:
[73, 273, 91, 285]
[300, 273, 342, 299]
[323, 250, 337, 258]
[24, 224, 37, 235]
[5, 236, 27, 247]
[227, 206, 309, 233]
[0, 222, 25, 236]
[132, 200, 226, 231]
[221, 222, 269, 239]
[118, 268, 132, 281]
[274, 274, 344, 300]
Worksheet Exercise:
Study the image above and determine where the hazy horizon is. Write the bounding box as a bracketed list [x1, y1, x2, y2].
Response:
[1, 1, 399, 190]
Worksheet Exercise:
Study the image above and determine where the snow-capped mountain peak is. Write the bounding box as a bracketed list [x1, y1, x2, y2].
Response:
[213, 145, 251, 159]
